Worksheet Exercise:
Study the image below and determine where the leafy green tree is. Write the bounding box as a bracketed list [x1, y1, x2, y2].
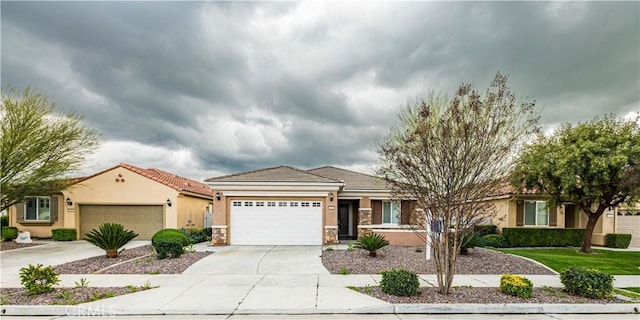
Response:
[378, 72, 539, 294]
[512, 115, 640, 253]
[0, 87, 100, 211]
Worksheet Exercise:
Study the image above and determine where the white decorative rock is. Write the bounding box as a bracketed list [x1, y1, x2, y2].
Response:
[15, 231, 32, 243]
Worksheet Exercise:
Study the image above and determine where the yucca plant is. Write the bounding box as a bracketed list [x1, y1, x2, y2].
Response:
[354, 233, 390, 257]
[84, 223, 138, 258]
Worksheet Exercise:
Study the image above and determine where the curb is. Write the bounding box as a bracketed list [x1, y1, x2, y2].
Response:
[3, 303, 639, 316]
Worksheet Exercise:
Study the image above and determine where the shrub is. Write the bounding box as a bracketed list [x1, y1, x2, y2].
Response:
[380, 269, 420, 296]
[19, 264, 60, 295]
[482, 234, 509, 248]
[560, 266, 613, 299]
[0, 215, 9, 228]
[52, 228, 77, 241]
[460, 232, 485, 255]
[500, 274, 533, 299]
[84, 223, 138, 258]
[604, 233, 632, 249]
[354, 233, 389, 257]
[502, 228, 584, 247]
[154, 239, 184, 259]
[474, 224, 497, 236]
[186, 228, 208, 244]
[151, 229, 190, 246]
[1, 226, 18, 241]
[204, 227, 212, 237]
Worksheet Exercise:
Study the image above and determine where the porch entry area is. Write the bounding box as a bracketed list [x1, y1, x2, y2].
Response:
[338, 199, 359, 240]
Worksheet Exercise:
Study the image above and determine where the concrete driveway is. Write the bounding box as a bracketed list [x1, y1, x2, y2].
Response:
[183, 245, 329, 274]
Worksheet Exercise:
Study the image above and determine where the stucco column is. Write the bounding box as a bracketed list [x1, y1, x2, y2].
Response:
[211, 190, 228, 245]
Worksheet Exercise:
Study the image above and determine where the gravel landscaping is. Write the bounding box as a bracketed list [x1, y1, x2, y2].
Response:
[0, 286, 154, 305]
[54, 245, 211, 274]
[357, 286, 627, 304]
[0, 241, 44, 251]
[322, 246, 556, 275]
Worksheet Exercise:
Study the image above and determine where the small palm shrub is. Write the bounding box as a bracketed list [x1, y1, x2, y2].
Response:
[154, 239, 184, 259]
[151, 229, 190, 246]
[19, 264, 60, 295]
[560, 266, 613, 299]
[84, 223, 138, 258]
[482, 234, 509, 248]
[354, 233, 389, 257]
[500, 274, 533, 299]
[380, 269, 419, 296]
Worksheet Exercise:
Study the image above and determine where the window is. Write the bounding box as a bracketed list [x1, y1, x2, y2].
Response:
[524, 201, 548, 226]
[24, 197, 50, 221]
[290, 202, 298, 207]
[312, 202, 321, 207]
[267, 202, 276, 207]
[233, 201, 242, 207]
[301, 202, 310, 207]
[382, 201, 400, 224]
[244, 201, 253, 207]
[256, 202, 264, 207]
[278, 202, 287, 207]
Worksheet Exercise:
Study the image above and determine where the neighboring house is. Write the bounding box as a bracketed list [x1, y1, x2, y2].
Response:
[205, 165, 423, 246]
[487, 182, 639, 247]
[7, 163, 213, 240]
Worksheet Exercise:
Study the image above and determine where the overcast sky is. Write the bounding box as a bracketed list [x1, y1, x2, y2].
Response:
[2, 1, 639, 181]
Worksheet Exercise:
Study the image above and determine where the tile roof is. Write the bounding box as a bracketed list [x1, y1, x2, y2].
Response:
[307, 166, 388, 191]
[205, 165, 342, 184]
[75, 163, 212, 198]
[489, 179, 542, 198]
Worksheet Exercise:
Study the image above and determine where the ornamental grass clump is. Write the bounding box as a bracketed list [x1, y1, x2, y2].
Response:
[354, 233, 389, 257]
[84, 223, 138, 258]
[560, 266, 613, 299]
[500, 274, 533, 299]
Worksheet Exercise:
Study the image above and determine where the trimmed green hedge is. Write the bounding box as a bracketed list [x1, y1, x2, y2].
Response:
[151, 229, 190, 246]
[604, 233, 632, 249]
[52, 228, 77, 241]
[474, 224, 497, 236]
[502, 228, 584, 247]
[2, 226, 18, 241]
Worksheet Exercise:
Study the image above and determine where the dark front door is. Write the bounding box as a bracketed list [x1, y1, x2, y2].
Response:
[565, 204, 576, 228]
[338, 203, 350, 237]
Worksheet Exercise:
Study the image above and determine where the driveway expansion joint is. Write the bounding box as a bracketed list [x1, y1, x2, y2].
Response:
[229, 273, 267, 317]
[256, 245, 276, 274]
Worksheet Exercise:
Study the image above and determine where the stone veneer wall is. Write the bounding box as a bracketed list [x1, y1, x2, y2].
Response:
[357, 208, 372, 237]
[212, 226, 227, 245]
[324, 226, 338, 245]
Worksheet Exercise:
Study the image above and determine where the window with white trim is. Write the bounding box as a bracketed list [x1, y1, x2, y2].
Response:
[24, 196, 50, 221]
[382, 201, 400, 224]
[524, 201, 548, 226]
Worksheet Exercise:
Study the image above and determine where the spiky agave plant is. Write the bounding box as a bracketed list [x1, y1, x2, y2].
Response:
[84, 223, 138, 258]
[354, 233, 390, 257]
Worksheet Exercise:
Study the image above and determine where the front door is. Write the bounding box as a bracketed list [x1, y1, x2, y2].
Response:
[565, 204, 576, 228]
[338, 203, 351, 238]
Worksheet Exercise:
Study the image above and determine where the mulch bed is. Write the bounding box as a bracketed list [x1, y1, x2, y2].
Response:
[357, 286, 627, 304]
[0, 241, 44, 251]
[322, 246, 555, 275]
[0, 286, 153, 305]
[54, 245, 212, 274]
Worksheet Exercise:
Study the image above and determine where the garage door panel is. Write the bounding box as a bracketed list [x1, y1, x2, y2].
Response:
[230, 200, 322, 245]
[80, 205, 163, 240]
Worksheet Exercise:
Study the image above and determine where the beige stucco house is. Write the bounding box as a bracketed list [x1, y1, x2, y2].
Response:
[7, 163, 213, 240]
[488, 183, 640, 247]
[205, 166, 423, 246]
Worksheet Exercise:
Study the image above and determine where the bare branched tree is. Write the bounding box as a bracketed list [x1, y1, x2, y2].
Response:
[377, 72, 539, 294]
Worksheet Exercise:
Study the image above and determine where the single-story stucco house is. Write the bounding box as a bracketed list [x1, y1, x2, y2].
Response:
[205, 166, 423, 246]
[487, 182, 640, 247]
[7, 163, 213, 240]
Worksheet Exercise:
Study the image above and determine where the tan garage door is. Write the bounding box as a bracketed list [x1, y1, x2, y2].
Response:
[616, 213, 640, 248]
[80, 205, 163, 240]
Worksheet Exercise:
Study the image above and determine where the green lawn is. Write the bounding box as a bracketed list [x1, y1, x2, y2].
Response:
[623, 287, 640, 294]
[498, 248, 640, 275]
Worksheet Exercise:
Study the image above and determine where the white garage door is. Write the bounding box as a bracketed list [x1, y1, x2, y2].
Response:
[230, 200, 322, 245]
[616, 212, 640, 248]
